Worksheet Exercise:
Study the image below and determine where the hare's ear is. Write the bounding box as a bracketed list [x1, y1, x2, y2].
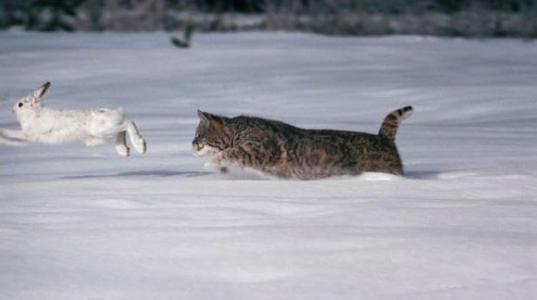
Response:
[33, 82, 51, 99]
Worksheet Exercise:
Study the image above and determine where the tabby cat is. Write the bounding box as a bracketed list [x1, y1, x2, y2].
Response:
[193, 106, 413, 179]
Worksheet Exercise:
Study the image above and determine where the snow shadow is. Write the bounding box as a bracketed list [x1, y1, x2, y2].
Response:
[60, 170, 212, 180]
[404, 170, 444, 180]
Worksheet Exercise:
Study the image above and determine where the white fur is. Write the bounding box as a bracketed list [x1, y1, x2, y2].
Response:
[1, 82, 146, 156]
[193, 144, 219, 157]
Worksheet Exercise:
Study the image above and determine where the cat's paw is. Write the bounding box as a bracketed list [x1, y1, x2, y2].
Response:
[219, 167, 229, 174]
[210, 155, 225, 166]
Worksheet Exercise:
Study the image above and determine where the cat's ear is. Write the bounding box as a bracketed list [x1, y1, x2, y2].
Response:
[197, 110, 210, 122]
[210, 115, 230, 135]
[197, 110, 227, 128]
[198, 110, 224, 124]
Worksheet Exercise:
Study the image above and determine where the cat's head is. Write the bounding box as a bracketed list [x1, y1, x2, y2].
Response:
[193, 110, 233, 156]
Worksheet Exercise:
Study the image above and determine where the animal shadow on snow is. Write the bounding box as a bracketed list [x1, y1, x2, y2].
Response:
[61, 169, 447, 181]
[404, 170, 459, 180]
[61, 170, 212, 180]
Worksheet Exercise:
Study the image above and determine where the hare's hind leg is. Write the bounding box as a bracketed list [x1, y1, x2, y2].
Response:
[123, 120, 146, 154]
[0, 129, 27, 145]
[115, 131, 130, 156]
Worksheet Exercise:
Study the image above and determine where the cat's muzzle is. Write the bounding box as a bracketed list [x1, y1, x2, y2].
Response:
[193, 142, 218, 157]
[192, 140, 208, 156]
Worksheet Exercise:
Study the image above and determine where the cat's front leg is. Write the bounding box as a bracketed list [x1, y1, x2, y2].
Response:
[211, 147, 249, 173]
[211, 151, 230, 174]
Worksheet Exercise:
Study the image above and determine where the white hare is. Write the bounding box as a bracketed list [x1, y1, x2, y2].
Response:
[0, 82, 146, 156]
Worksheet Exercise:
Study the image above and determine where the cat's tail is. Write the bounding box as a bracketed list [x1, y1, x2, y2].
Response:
[378, 106, 413, 142]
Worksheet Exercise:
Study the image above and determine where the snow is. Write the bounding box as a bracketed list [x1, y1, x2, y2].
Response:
[1, 31, 537, 299]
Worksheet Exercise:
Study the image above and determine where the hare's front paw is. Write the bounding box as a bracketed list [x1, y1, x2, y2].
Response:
[115, 144, 130, 157]
[85, 138, 106, 147]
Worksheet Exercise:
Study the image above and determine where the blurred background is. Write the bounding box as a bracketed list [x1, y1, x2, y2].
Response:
[1, 0, 537, 37]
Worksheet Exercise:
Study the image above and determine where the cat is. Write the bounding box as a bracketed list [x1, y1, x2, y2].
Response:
[192, 106, 413, 179]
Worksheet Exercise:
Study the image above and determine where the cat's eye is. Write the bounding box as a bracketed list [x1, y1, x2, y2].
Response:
[18, 102, 23, 108]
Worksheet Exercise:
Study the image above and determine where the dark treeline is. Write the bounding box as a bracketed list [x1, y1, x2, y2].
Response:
[1, 0, 537, 36]
[176, 0, 536, 13]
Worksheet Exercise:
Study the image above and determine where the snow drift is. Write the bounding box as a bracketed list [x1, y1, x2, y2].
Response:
[0, 31, 536, 299]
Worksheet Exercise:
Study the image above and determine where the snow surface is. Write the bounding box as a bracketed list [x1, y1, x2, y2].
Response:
[1, 31, 536, 299]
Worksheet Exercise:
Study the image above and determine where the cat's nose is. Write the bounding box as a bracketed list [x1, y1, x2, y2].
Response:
[192, 139, 201, 151]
